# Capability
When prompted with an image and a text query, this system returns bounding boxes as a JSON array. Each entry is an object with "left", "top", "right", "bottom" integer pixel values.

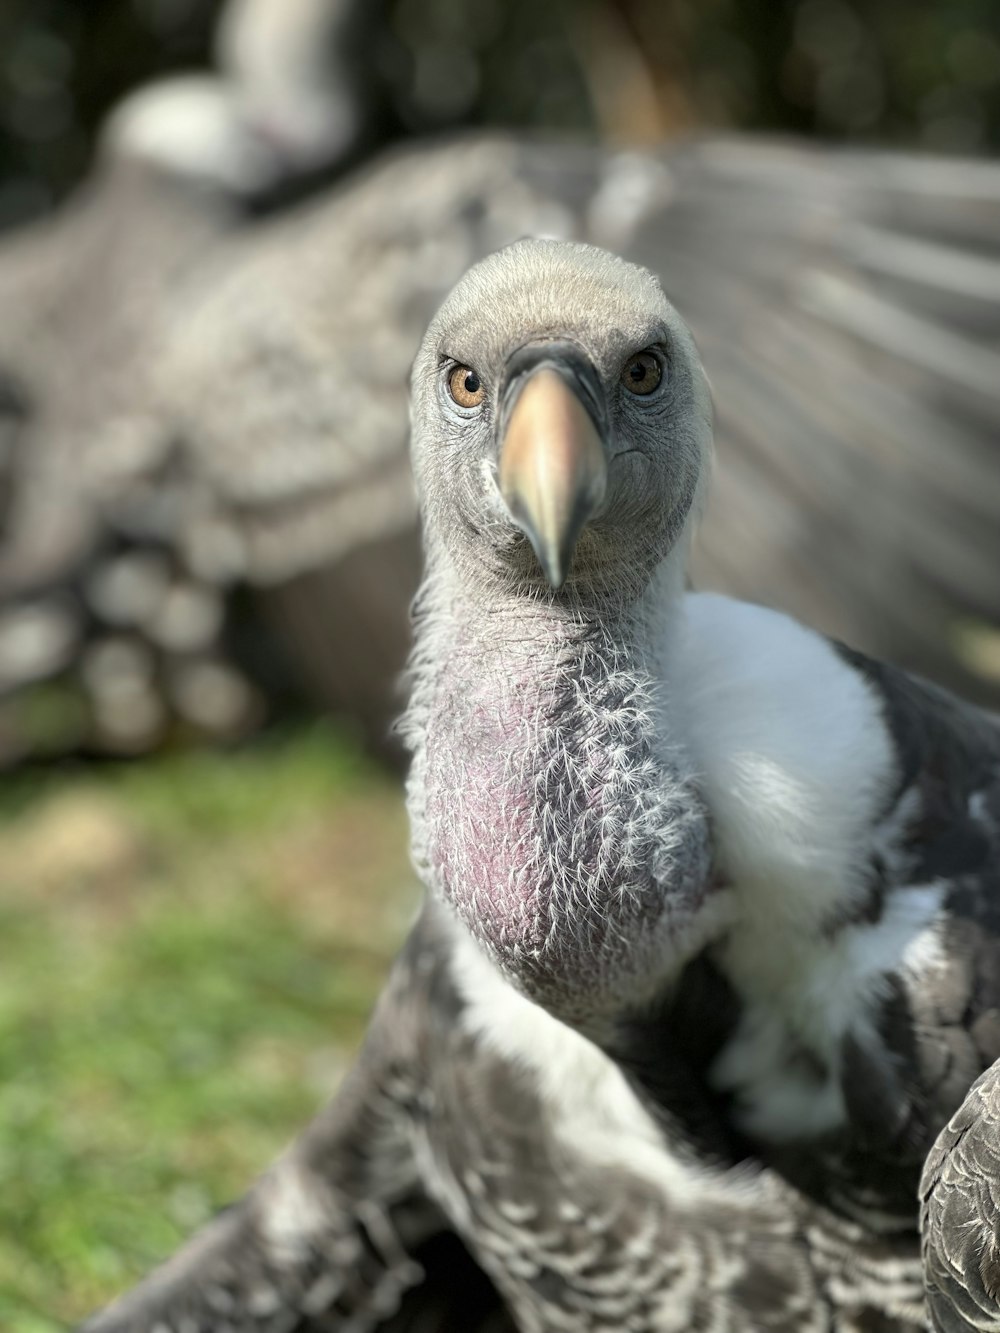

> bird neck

[
  {"left": 402, "top": 548, "right": 712, "bottom": 1025},
  {"left": 407, "top": 546, "right": 690, "bottom": 732}
]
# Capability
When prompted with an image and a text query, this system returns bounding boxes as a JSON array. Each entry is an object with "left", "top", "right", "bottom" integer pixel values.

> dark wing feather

[
  {"left": 81, "top": 1184, "right": 511, "bottom": 1333},
  {"left": 766, "top": 651, "right": 1000, "bottom": 1230},
  {"left": 921, "top": 1057, "right": 1000, "bottom": 1332}
]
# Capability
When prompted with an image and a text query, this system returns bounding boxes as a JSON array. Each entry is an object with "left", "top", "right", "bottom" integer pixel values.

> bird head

[{"left": 410, "top": 238, "right": 713, "bottom": 602}]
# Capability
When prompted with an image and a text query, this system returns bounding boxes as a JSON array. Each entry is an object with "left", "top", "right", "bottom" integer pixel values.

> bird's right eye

[
  {"left": 621, "top": 350, "right": 663, "bottom": 396},
  {"left": 448, "top": 365, "right": 486, "bottom": 409}
]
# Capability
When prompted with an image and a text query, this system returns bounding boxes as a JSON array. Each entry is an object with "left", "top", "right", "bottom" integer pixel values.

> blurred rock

[
  {"left": 168, "top": 658, "right": 262, "bottom": 735},
  {"left": 82, "top": 636, "right": 166, "bottom": 752},
  {"left": 85, "top": 553, "right": 171, "bottom": 627},
  {"left": 0, "top": 599, "right": 78, "bottom": 689},
  {"left": 147, "top": 583, "right": 223, "bottom": 654}
]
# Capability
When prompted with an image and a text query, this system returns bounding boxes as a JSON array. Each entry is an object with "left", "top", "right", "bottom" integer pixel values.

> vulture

[
  {"left": 2, "top": 65, "right": 1000, "bottom": 759},
  {"left": 81, "top": 240, "right": 1000, "bottom": 1330},
  {"left": 402, "top": 237, "right": 1000, "bottom": 1291}
]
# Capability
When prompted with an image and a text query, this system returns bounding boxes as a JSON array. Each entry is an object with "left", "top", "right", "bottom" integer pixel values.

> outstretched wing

[
  {"left": 123, "top": 135, "right": 1000, "bottom": 725},
  {"left": 648, "top": 140, "right": 1000, "bottom": 705},
  {"left": 80, "top": 902, "right": 929, "bottom": 1333},
  {"left": 921, "top": 1057, "right": 1000, "bottom": 1332},
  {"left": 77, "top": 915, "right": 513, "bottom": 1332},
  {"left": 82, "top": 1185, "right": 510, "bottom": 1333},
  {"left": 1, "top": 135, "right": 998, "bottom": 761}
]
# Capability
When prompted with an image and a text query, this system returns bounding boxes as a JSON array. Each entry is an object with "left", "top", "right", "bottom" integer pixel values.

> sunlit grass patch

[{"left": 0, "top": 726, "right": 414, "bottom": 1331}]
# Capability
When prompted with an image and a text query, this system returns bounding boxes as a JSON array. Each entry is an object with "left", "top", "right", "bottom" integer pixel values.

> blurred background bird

[{"left": 0, "top": 1, "right": 998, "bottom": 1328}]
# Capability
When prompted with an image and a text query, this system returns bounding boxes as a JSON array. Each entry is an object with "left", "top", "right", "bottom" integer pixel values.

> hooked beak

[{"left": 497, "top": 348, "right": 607, "bottom": 589}]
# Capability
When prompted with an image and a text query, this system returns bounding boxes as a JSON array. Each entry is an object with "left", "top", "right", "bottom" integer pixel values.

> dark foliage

[{"left": 2, "top": 0, "right": 999, "bottom": 229}]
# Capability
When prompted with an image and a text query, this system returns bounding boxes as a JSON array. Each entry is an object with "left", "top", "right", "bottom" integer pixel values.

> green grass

[{"left": 0, "top": 726, "right": 416, "bottom": 1331}]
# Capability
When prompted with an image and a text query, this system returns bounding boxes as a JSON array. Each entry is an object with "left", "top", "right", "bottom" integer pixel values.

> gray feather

[{"left": 921, "top": 1058, "right": 1000, "bottom": 1331}]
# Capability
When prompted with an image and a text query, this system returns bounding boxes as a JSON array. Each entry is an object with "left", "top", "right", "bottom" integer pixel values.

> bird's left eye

[
  {"left": 448, "top": 364, "right": 486, "bottom": 408},
  {"left": 621, "top": 351, "right": 662, "bottom": 396}
]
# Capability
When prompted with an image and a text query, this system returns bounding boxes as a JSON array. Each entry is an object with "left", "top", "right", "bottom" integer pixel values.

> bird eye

[
  {"left": 621, "top": 351, "right": 662, "bottom": 396},
  {"left": 448, "top": 364, "right": 486, "bottom": 409}
]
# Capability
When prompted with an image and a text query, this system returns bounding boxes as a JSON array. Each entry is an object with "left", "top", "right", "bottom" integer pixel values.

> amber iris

[
  {"left": 621, "top": 351, "right": 662, "bottom": 396},
  {"left": 448, "top": 365, "right": 486, "bottom": 408}
]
